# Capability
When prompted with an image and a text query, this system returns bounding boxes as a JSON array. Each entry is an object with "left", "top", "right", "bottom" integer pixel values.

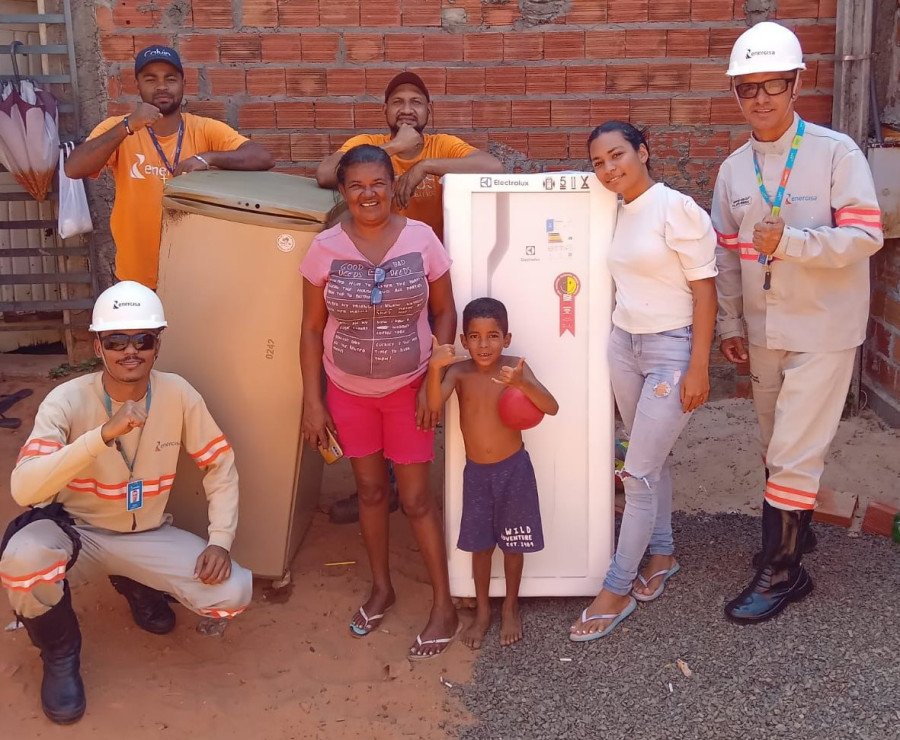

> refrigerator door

[
  {"left": 442, "top": 173, "right": 617, "bottom": 597},
  {"left": 156, "top": 174, "right": 329, "bottom": 579}
]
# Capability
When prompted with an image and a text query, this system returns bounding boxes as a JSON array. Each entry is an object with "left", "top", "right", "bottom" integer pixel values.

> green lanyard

[{"left": 752, "top": 119, "right": 805, "bottom": 290}]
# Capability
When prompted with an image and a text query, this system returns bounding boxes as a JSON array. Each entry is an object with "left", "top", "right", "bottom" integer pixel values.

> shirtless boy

[{"left": 426, "top": 298, "right": 558, "bottom": 647}]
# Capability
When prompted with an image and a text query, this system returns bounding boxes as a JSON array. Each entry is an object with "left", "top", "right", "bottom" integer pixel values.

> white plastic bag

[{"left": 57, "top": 141, "right": 92, "bottom": 238}]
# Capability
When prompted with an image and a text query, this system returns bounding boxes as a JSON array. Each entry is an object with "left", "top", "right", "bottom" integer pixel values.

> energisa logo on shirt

[
  {"left": 785, "top": 193, "right": 817, "bottom": 205},
  {"left": 130, "top": 153, "right": 169, "bottom": 181}
]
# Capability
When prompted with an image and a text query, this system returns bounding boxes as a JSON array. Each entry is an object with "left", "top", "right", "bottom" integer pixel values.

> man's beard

[
  {"left": 155, "top": 97, "right": 183, "bottom": 116},
  {"left": 389, "top": 119, "right": 427, "bottom": 136}
]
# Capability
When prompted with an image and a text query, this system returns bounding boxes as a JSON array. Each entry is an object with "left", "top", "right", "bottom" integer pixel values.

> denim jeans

[{"left": 603, "top": 325, "right": 694, "bottom": 595}]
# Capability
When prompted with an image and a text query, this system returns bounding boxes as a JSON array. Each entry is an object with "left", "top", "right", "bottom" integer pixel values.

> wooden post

[
  {"left": 832, "top": 0, "right": 875, "bottom": 416},
  {"left": 832, "top": 0, "right": 875, "bottom": 143}
]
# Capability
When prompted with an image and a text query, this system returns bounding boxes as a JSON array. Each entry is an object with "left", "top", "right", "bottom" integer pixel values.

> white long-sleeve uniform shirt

[
  {"left": 712, "top": 114, "right": 883, "bottom": 352},
  {"left": 11, "top": 370, "right": 239, "bottom": 550}
]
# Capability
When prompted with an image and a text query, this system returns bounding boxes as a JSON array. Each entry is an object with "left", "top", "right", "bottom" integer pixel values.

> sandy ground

[{"left": 0, "top": 358, "right": 897, "bottom": 738}]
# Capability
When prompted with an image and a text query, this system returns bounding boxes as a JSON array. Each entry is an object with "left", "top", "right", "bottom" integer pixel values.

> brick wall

[
  {"left": 91, "top": 0, "right": 839, "bottom": 209},
  {"left": 865, "top": 240, "right": 900, "bottom": 426}
]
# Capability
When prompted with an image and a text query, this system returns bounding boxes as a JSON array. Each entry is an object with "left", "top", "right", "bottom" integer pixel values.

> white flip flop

[
  {"left": 632, "top": 562, "right": 681, "bottom": 603},
  {"left": 569, "top": 597, "right": 637, "bottom": 643}
]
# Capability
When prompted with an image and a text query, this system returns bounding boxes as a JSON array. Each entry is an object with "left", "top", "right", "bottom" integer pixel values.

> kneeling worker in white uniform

[
  {"left": 0, "top": 281, "right": 252, "bottom": 724},
  {"left": 713, "top": 22, "right": 883, "bottom": 624}
]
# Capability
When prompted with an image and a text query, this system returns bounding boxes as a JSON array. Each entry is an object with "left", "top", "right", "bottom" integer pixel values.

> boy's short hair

[{"left": 463, "top": 297, "right": 509, "bottom": 334}]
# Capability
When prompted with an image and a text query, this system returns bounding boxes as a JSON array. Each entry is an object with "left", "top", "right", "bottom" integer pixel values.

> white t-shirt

[{"left": 608, "top": 182, "right": 718, "bottom": 334}]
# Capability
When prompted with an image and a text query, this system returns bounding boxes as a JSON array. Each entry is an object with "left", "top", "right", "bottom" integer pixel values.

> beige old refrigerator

[{"left": 156, "top": 172, "right": 340, "bottom": 580}]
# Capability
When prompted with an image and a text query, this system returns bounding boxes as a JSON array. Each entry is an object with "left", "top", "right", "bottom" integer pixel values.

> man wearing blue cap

[{"left": 66, "top": 45, "right": 274, "bottom": 290}]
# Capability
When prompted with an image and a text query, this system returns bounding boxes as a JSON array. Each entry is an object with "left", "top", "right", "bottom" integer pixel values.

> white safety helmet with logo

[
  {"left": 89, "top": 281, "right": 168, "bottom": 332},
  {"left": 726, "top": 21, "right": 806, "bottom": 77}
]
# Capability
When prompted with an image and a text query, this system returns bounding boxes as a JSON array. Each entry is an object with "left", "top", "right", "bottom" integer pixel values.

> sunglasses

[
  {"left": 370, "top": 267, "right": 386, "bottom": 306},
  {"left": 734, "top": 76, "right": 795, "bottom": 100},
  {"left": 100, "top": 332, "right": 160, "bottom": 352}
]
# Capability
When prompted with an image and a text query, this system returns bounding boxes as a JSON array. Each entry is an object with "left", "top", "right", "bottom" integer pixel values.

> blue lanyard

[
  {"left": 146, "top": 122, "right": 184, "bottom": 176},
  {"left": 752, "top": 118, "right": 805, "bottom": 266},
  {"left": 102, "top": 384, "right": 152, "bottom": 476}
]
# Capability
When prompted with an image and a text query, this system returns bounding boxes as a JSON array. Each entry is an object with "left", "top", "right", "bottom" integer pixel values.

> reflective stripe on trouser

[
  {"left": 0, "top": 518, "right": 252, "bottom": 619},
  {"left": 603, "top": 326, "right": 693, "bottom": 596},
  {"left": 748, "top": 344, "right": 856, "bottom": 511}
]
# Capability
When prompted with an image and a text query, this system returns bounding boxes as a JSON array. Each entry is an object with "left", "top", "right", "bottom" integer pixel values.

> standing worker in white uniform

[
  {"left": 0, "top": 282, "right": 252, "bottom": 724},
  {"left": 713, "top": 22, "right": 883, "bottom": 624}
]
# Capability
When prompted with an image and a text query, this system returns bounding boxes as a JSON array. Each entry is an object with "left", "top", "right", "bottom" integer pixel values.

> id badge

[{"left": 127, "top": 479, "right": 144, "bottom": 511}]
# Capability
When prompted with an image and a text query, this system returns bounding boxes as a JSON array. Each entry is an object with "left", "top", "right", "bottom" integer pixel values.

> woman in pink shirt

[{"left": 300, "top": 145, "right": 459, "bottom": 659}]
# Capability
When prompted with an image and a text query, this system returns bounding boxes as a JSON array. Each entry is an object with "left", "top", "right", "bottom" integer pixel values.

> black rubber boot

[
  {"left": 109, "top": 575, "right": 176, "bottom": 635},
  {"left": 20, "top": 582, "right": 86, "bottom": 724},
  {"left": 329, "top": 463, "right": 400, "bottom": 524},
  {"left": 726, "top": 502, "right": 814, "bottom": 624},
  {"left": 750, "top": 468, "right": 817, "bottom": 567}
]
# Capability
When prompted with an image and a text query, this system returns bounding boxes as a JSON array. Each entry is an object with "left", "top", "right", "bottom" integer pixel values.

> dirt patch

[
  {"left": 0, "top": 371, "right": 473, "bottom": 739},
  {"left": 1, "top": 371, "right": 897, "bottom": 737}
]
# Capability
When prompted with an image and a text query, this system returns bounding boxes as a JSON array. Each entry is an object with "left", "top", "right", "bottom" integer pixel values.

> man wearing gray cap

[
  {"left": 65, "top": 45, "right": 274, "bottom": 290},
  {"left": 316, "top": 70, "right": 502, "bottom": 241}
]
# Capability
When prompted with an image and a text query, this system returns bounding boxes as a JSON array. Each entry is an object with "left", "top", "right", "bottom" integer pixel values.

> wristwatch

[{"left": 122, "top": 117, "right": 134, "bottom": 136}]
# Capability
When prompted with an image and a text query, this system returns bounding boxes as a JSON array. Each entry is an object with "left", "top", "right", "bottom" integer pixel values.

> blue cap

[{"left": 134, "top": 45, "right": 183, "bottom": 75}]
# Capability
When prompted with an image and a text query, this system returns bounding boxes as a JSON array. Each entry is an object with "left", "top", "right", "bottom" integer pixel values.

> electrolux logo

[
  {"left": 745, "top": 48, "right": 776, "bottom": 59},
  {"left": 490, "top": 178, "right": 530, "bottom": 187},
  {"left": 479, "top": 177, "right": 492, "bottom": 188}
]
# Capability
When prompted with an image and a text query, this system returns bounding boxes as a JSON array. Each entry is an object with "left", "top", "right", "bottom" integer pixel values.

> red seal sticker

[{"left": 554, "top": 272, "right": 581, "bottom": 336}]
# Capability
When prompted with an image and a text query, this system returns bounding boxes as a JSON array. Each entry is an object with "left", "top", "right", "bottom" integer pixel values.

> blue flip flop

[
  {"left": 349, "top": 604, "right": 392, "bottom": 638},
  {"left": 569, "top": 596, "right": 637, "bottom": 642},
  {"left": 632, "top": 562, "right": 680, "bottom": 603}
]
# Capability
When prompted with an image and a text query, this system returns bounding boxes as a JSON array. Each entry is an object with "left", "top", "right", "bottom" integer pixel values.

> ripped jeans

[{"left": 603, "top": 325, "right": 694, "bottom": 595}]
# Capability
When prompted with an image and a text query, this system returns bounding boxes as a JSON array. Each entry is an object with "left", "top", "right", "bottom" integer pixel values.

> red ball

[{"left": 498, "top": 386, "right": 545, "bottom": 430}]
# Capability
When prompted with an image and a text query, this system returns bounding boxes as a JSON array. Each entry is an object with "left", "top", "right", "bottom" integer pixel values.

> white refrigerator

[{"left": 442, "top": 172, "right": 617, "bottom": 597}]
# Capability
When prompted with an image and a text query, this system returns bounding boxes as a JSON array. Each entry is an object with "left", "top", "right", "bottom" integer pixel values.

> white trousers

[
  {"left": 748, "top": 344, "right": 856, "bottom": 511},
  {"left": 0, "top": 518, "right": 252, "bottom": 619}
]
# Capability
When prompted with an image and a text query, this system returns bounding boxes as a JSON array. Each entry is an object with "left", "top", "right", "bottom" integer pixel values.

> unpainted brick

[
  {"left": 861, "top": 501, "right": 899, "bottom": 537},
  {"left": 278, "top": 0, "right": 319, "bottom": 27},
  {"left": 607, "top": 0, "right": 648, "bottom": 23},
  {"left": 565, "top": 0, "right": 606, "bottom": 24},
  {"left": 626, "top": 29, "right": 667, "bottom": 58},
  {"left": 401, "top": 0, "right": 442, "bottom": 26},
  {"left": 239, "top": 103, "right": 276, "bottom": 129},
  {"left": 543, "top": 31, "right": 586, "bottom": 61},
  {"left": 586, "top": 31, "right": 625, "bottom": 59},
  {"left": 246, "top": 68, "right": 286, "bottom": 96},
  {"left": 361, "top": 0, "right": 401, "bottom": 26},
  {"left": 385, "top": 33, "right": 425, "bottom": 61},
  {"left": 319, "top": 1, "right": 360, "bottom": 26}
]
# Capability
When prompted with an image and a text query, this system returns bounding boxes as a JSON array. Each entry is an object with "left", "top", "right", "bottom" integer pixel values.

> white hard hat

[
  {"left": 727, "top": 21, "right": 806, "bottom": 77},
  {"left": 89, "top": 281, "right": 167, "bottom": 332}
]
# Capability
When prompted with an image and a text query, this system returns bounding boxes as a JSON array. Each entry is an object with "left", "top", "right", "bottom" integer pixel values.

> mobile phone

[{"left": 318, "top": 427, "right": 343, "bottom": 464}]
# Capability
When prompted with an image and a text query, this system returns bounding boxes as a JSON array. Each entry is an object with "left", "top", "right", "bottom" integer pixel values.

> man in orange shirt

[
  {"left": 66, "top": 45, "right": 274, "bottom": 289},
  {"left": 316, "top": 71, "right": 502, "bottom": 240}
]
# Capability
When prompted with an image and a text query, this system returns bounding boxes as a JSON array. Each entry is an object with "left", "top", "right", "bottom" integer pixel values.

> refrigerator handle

[{"left": 474, "top": 192, "right": 511, "bottom": 298}]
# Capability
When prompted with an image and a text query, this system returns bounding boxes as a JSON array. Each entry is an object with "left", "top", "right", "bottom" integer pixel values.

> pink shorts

[{"left": 326, "top": 377, "right": 435, "bottom": 464}]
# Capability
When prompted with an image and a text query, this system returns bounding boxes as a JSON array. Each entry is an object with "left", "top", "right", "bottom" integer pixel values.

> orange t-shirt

[
  {"left": 89, "top": 113, "right": 248, "bottom": 289},
  {"left": 338, "top": 133, "right": 476, "bottom": 241}
]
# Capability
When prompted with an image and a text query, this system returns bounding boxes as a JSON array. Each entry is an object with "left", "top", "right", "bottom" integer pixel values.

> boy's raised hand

[
  {"left": 429, "top": 335, "right": 467, "bottom": 369},
  {"left": 494, "top": 358, "right": 526, "bottom": 387}
]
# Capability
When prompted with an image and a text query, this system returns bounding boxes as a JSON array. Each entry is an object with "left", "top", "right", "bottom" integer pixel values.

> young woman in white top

[{"left": 570, "top": 121, "right": 718, "bottom": 641}]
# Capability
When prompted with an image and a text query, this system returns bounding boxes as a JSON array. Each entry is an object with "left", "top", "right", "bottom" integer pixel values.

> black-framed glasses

[
  {"left": 370, "top": 267, "right": 386, "bottom": 306},
  {"left": 734, "top": 76, "right": 796, "bottom": 100},
  {"left": 100, "top": 332, "right": 159, "bottom": 352}
]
